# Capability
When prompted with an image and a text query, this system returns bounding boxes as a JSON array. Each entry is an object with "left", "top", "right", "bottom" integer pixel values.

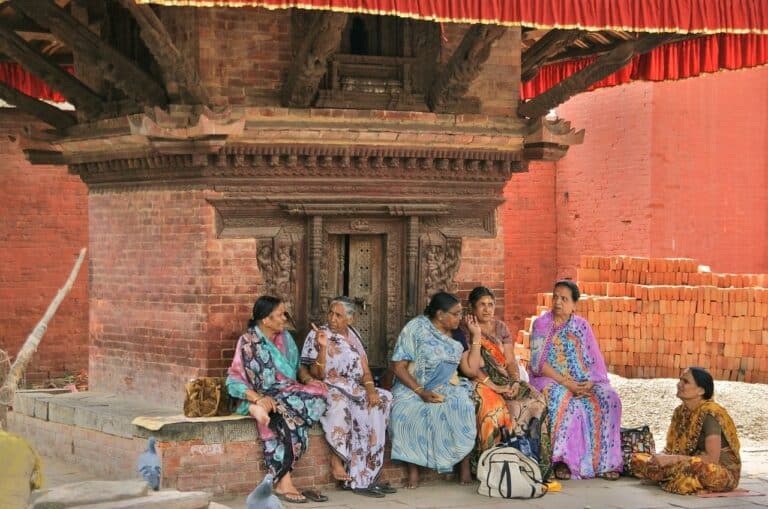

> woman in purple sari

[
  {"left": 227, "top": 296, "right": 329, "bottom": 504},
  {"left": 529, "top": 280, "right": 623, "bottom": 480}
]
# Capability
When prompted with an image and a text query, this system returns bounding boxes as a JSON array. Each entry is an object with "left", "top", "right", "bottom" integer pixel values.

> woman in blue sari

[
  {"left": 227, "top": 296, "right": 329, "bottom": 504},
  {"left": 389, "top": 292, "right": 482, "bottom": 488}
]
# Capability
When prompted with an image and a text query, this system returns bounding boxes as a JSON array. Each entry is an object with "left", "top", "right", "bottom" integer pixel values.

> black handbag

[{"left": 620, "top": 425, "right": 656, "bottom": 475}]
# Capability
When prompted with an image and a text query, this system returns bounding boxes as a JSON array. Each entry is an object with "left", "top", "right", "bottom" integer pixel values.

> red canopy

[
  {"left": 137, "top": 0, "right": 768, "bottom": 99},
  {"left": 137, "top": 0, "right": 767, "bottom": 34},
  {"left": 2, "top": 1, "right": 767, "bottom": 103}
]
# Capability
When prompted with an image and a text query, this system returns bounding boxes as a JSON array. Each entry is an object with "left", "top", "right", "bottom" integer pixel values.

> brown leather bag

[{"left": 183, "top": 377, "right": 233, "bottom": 417}]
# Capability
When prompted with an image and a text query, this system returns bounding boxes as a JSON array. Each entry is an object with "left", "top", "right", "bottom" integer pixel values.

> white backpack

[{"left": 477, "top": 445, "right": 547, "bottom": 499}]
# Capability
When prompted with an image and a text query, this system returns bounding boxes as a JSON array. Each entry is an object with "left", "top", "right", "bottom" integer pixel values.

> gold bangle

[
  {"left": 472, "top": 341, "right": 481, "bottom": 346},
  {"left": 480, "top": 376, "right": 490, "bottom": 384},
  {"left": 364, "top": 381, "right": 375, "bottom": 386},
  {"left": 315, "top": 360, "right": 325, "bottom": 367},
  {"left": 414, "top": 386, "right": 424, "bottom": 394}
]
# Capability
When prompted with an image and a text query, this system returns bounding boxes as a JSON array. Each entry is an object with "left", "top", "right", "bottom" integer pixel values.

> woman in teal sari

[
  {"left": 227, "top": 296, "right": 329, "bottom": 504},
  {"left": 389, "top": 292, "right": 482, "bottom": 488}
]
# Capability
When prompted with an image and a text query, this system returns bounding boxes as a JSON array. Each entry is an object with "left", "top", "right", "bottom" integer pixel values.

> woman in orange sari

[
  {"left": 458, "top": 286, "right": 548, "bottom": 472},
  {"left": 631, "top": 367, "right": 740, "bottom": 495}
]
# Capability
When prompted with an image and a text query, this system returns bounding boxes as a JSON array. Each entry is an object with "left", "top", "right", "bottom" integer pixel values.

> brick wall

[
  {"left": 554, "top": 82, "right": 654, "bottom": 278},
  {"left": 89, "top": 190, "right": 214, "bottom": 406},
  {"left": 455, "top": 214, "right": 507, "bottom": 319},
  {"left": 500, "top": 161, "right": 558, "bottom": 332},
  {"left": 0, "top": 110, "right": 88, "bottom": 383},
  {"left": 554, "top": 66, "right": 768, "bottom": 277},
  {"left": 648, "top": 67, "right": 768, "bottom": 273}
]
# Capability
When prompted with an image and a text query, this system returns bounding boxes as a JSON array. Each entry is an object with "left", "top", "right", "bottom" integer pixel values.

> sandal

[
  {"left": 301, "top": 489, "right": 328, "bottom": 502},
  {"left": 554, "top": 463, "right": 572, "bottom": 481},
  {"left": 598, "top": 471, "right": 621, "bottom": 481},
  {"left": 352, "top": 487, "right": 385, "bottom": 498},
  {"left": 370, "top": 482, "right": 397, "bottom": 494},
  {"left": 275, "top": 491, "right": 308, "bottom": 504}
]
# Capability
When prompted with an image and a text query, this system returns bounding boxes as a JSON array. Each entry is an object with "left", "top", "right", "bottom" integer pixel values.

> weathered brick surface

[
  {"left": 500, "top": 161, "right": 558, "bottom": 333},
  {"left": 455, "top": 214, "right": 506, "bottom": 320},
  {"left": 88, "top": 190, "right": 214, "bottom": 405},
  {"left": 10, "top": 410, "right": 442, "bottom": 495},
  {"left": 555, "top": 66, "right": 768, "bottom": 277},
  {"left": 0, "top": 111, "right": 88, "bottom": 383}
]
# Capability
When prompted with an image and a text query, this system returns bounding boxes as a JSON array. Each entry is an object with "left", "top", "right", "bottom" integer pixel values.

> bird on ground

[
  {"left": 246, "top": 473, "right": 282, "bottom": 509},
  {"left": 137, "top": 436, "right": 161, "bottom": 491}
]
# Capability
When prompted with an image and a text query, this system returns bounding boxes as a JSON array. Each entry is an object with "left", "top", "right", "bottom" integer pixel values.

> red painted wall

[
  {"left": 0, "top": 111, "right": 89, "bottom": 383},
  {"left": 500, "top": 161, "right": 558, "bottom": 332},
  {"left": 554, "top": 66, "right": 768, "bottom": 277}
]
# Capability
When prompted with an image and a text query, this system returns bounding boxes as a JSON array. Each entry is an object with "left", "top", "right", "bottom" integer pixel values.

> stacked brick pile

[{"left": 516, "top": 256, "right": 768, "bottom": 383}]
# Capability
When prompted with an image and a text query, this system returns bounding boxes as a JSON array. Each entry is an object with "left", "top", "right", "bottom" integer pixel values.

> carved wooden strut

[
  {"left": 427, "top": 24, "right": 507, "bottom": 112},
  {"left": 281, "top": 11, "right": 348, "bottom": 107},
  {"left": 117, "top": 0, "right": 211, "bottom": 105},
  {"left": 9, "top": 0, "right": 167, "bottom": 108}
]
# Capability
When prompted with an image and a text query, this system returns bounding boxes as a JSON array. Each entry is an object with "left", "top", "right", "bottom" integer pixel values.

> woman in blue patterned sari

[
  {"left": 227, "top": 296, "right": 329, "bottom": 504},
  {"left": 389, "top": 292, "right": 482, "bottom": 488}
]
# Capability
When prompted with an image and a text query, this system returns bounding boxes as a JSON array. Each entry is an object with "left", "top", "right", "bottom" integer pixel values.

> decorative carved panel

[
  {"left": 420, "top": 233, "right": 463, "bottom": 305},
  {"left": 256, "top": 235, "right": 301, "bottom": 315}
]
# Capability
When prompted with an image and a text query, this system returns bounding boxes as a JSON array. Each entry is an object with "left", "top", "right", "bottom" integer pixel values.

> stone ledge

[{"left": 12, "top": 390, "right": 324, "bottom": 442}]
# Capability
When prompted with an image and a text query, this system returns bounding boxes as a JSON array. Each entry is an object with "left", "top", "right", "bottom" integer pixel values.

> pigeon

[
  {"left": 246, "top": 473, "right": 282, "bottom": 509},
  {"left": 137, "top": 436, "right": 161, "bottom": 490}
]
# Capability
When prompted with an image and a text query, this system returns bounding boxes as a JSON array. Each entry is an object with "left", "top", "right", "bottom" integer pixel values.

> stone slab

[
  {"left": 73, "top": 490, "right": 211, "bottom": 509},
  {"left": 30, "top": 480, "right": 148, "bottom": 508}
]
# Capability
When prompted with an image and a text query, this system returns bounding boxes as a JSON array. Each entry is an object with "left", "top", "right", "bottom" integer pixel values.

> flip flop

[
  {"left": 352, "top": 488, "right": 385, "bottom": 498},
  {"left": 554, "top": 463, "right": 572, "bottom": 481},
  {"left": 275, "top": 491, "right": 308, "bottom": 504},
  {"left": 301, "top": 489, "right": 328, "bottom": 502},
  {"left": 598, "top": 471, "right": 621, "bottom": 481}
]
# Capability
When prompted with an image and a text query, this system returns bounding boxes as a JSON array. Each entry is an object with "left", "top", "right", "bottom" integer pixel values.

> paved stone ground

[{"left": 40, "top": 448, "right": 768, "bottom": 509}]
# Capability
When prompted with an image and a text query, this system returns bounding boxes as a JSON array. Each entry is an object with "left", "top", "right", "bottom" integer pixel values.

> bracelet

[
  {"left": 364, "top": 381, "right": 375, "bottom": 386},
  {"left": 315, "top": 360, "right": 325, "bottom": 368},
  {"left": 413, "top": 386, "right": 424, "bottom": 394},
  {"left": 480, "top": 376, "right": 490, "bottom": 384},
  {"left": 472, "top": 342, "right": 481, "bottom": 346}
]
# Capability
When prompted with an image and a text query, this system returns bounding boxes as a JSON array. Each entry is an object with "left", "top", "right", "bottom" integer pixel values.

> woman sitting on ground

[
  {"left": 226, "top": 295, "right": 329, "bottom": 504},
  {"left": 389, "top": 292, "right": 482, "bottom": 488},
  {"left": 301, "top": 296, "right": 395, "bottom": 498},
  {"left": 456, "top": 286, "right": 548, "bottom": 472},
  {"left": 529, "top": 280, "right": 623, "bottom": 480},
  {"left": 631, "top": 367, "right": 741, "bottom": 495}
]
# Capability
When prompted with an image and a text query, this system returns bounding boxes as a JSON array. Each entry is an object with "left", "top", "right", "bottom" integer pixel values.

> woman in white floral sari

[{"left": 302, "top": 297, "right": 395, "bottom": 498}]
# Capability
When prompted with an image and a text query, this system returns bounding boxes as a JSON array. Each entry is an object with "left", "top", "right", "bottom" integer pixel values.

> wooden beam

[
  {"left": 9, "top": 0, "right": 167, "bottom": 108},
  {"left": 522, "top": 29, "right": 585, "bottom": 82},
  {"left": 0, "top": 22, "right": 104, "bottom": 118},
  {"left": 0, "top": 81, "right": 76, "bottom": 129},
  {"left": 427, "top": 24, "right": 507, "bottom": 112},
  {"left": 117, "top": 0, "right": 210, "bottom": 105},
  {"left": 518, "top": 34, "right": 675, "bottom": 119},
  {"left": 281, "top": 11, "right": 347, "bottom": 108}
]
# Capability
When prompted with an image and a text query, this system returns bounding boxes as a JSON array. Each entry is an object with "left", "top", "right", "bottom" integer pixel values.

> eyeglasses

[{"left": 445, "top": 310, "right": 463, "bottom": 318}]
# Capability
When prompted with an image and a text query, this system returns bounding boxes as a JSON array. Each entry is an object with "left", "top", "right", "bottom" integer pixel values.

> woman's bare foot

[
  {"left": 248, "top": 403, "right": 270, "bottom": 426},
  {"left": 406, "top": 463, "right": 420, "bottom": 489},
  {"left": 458, "top": 456, "right": 473, "bottom": 484},
  {"left": 330, "top": 454, "right": 351, "bottom": 482}
]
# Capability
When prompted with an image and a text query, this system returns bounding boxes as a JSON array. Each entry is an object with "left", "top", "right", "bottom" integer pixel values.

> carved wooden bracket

[
  {"left": 519, "top": 34, "right": 678, "bottom": 119},
  {"left": 9, "top": 0, "right": 167, "bottom": 108},
  {"left": 117, "top": 0, "right": 211, "bottom": 106},
  {"left": 521, "top": 29, "right": 586, "bottom": 82},
  {"left": 281, "top": 11, "right": 348, "bottom": 108},
  {"left": 427, "top": 24, "right": 507, "bottom": 112},
  {"left": 0, "top": 82, "right": 76, "bottom": 130},
  {"left": 0, "top": 22, "right": 105, "bottom": 119},
  {"left": 523, "top": 117, "right": 585, "bottom": 161}
]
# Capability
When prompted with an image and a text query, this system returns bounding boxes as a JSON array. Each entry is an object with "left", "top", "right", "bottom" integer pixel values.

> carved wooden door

[{"left": 347, "top": 235, "right": 385, "bottom": 367}]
